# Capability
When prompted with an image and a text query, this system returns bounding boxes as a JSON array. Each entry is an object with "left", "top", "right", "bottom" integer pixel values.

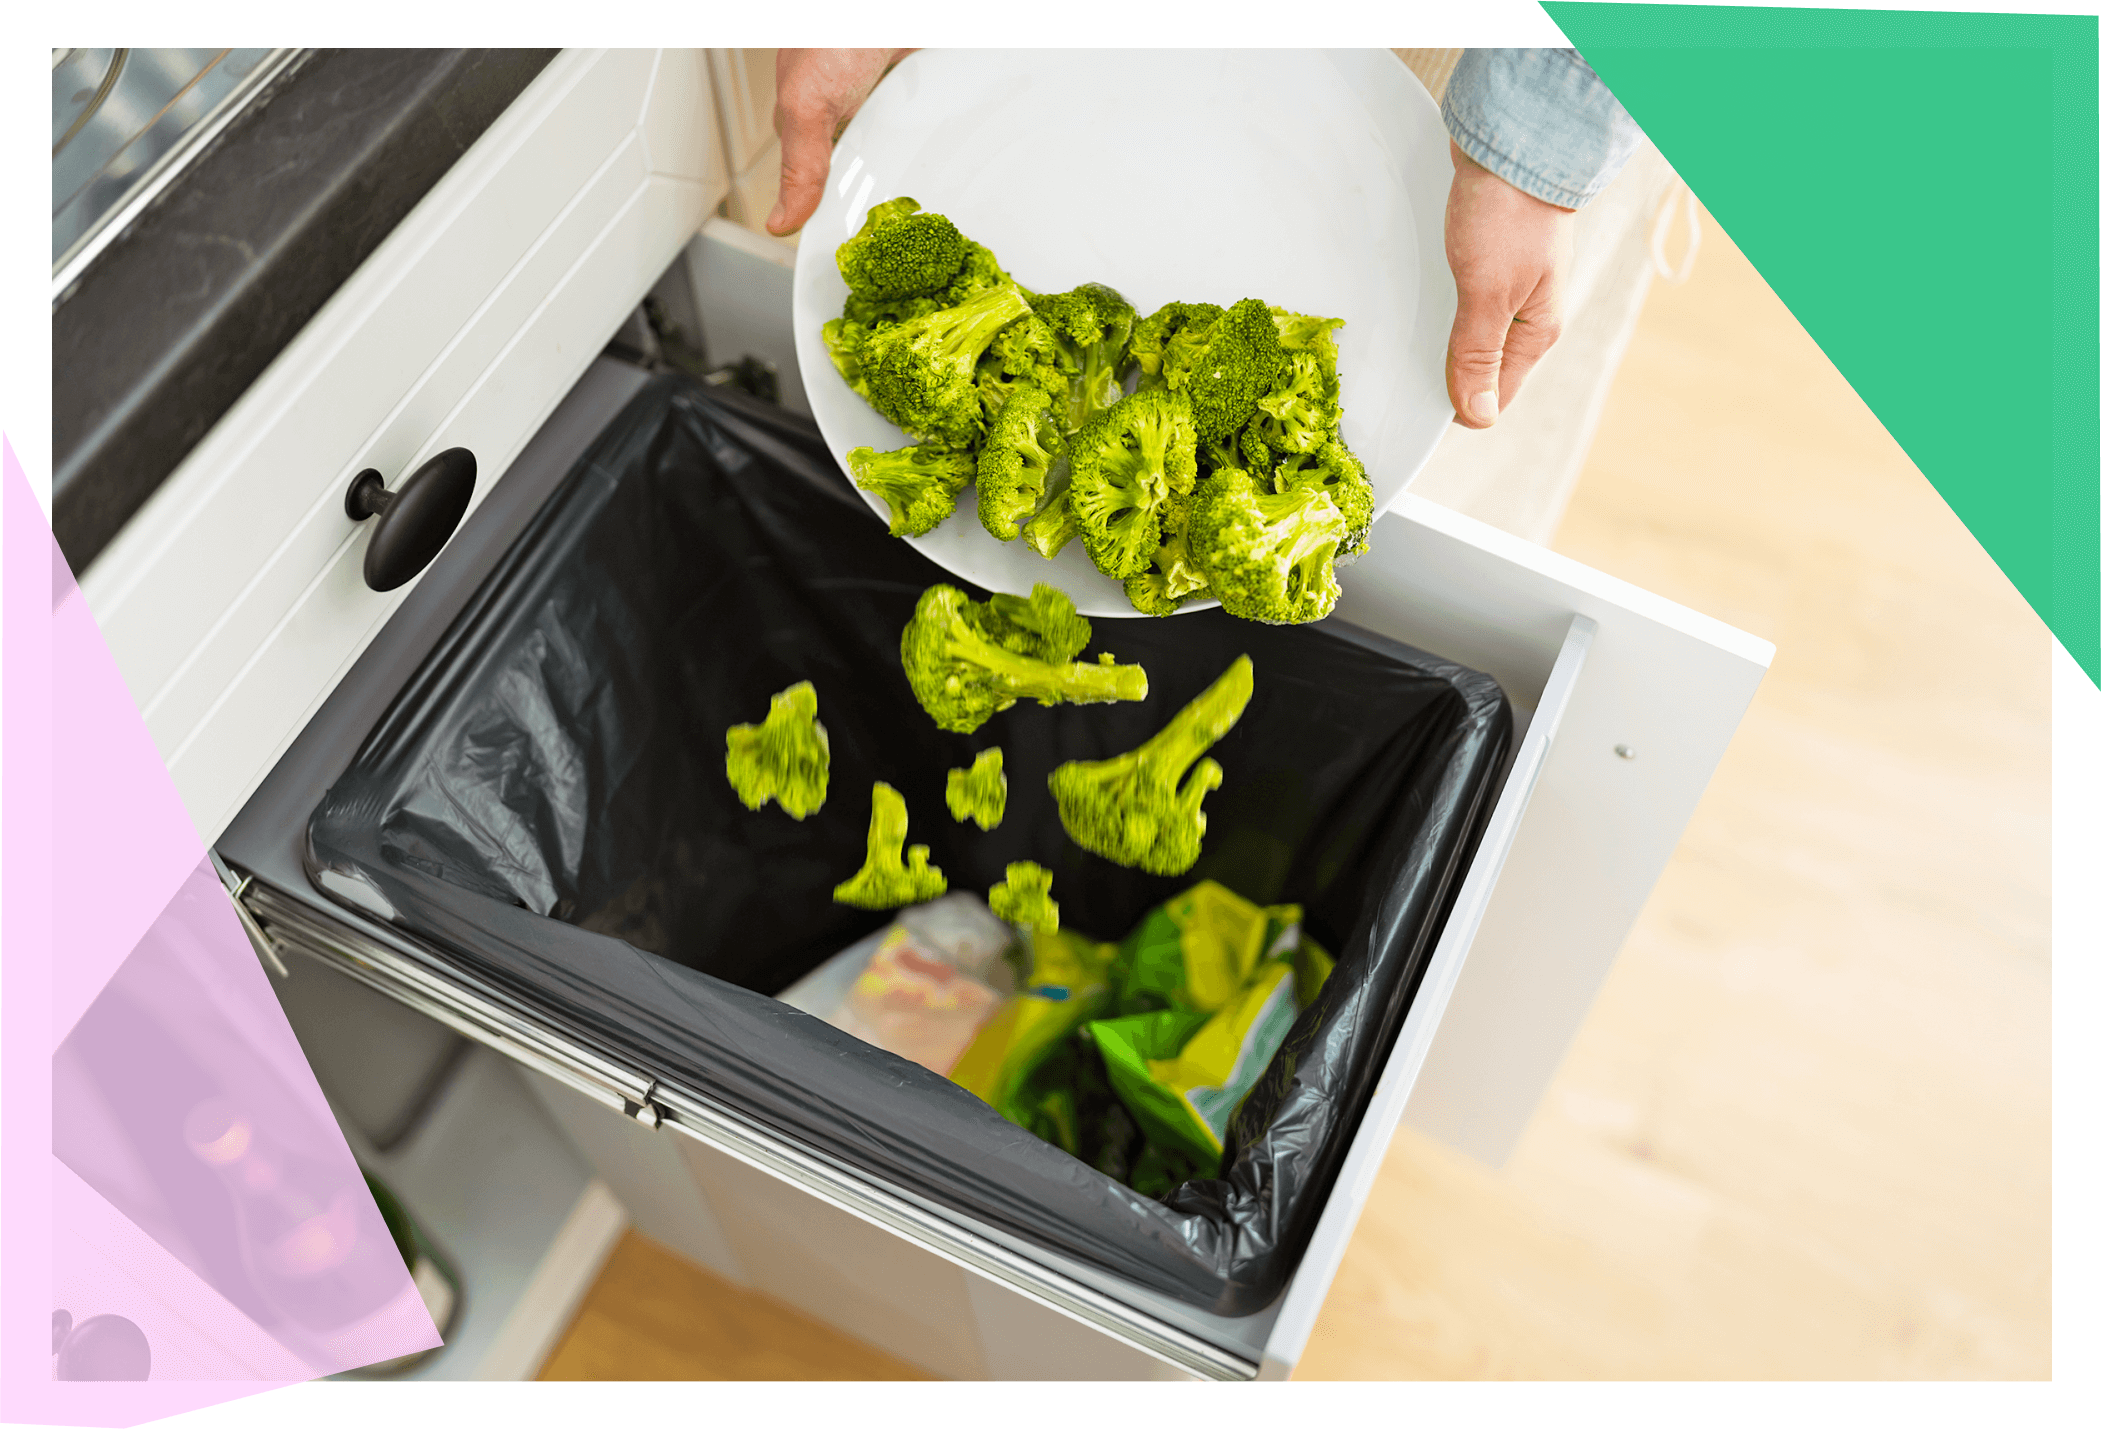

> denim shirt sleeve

[{"left": 1441, "top": 48, "right": 1643, "bottom": 210}]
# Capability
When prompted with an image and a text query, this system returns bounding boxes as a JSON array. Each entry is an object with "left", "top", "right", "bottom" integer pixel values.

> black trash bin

[{"left": 306, "top": 374, "right": 1513, "bottom": 1315}]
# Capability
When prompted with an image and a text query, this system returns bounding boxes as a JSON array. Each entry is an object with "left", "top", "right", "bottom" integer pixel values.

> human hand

[
  {"left": 768, "top": 48, "right": 918, "bottom": 237},
  {"left": 1443, "top": 140, "right": 1576, "bottom": 429}
]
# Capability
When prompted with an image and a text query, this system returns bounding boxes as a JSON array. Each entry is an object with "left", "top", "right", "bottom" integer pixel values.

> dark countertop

[{"left": 52, "top": 49, "right": 560, "bottom": 578}]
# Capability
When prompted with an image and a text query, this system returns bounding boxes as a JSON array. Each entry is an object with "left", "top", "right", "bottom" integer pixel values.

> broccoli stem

[{"left": 940, "top": 617, "right": 1148, "bottom": 706}]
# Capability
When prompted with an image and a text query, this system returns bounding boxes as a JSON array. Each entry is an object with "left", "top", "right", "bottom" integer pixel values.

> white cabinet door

[{"left": 82, "top": 49, "right": 730, "bottom": 844}]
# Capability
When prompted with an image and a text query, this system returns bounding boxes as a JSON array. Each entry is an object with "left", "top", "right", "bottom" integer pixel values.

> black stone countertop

[{"left": 52, "top": 49, "right": 560, "bottom": 577}]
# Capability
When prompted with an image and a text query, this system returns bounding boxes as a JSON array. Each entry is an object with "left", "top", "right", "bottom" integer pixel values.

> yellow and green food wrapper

[
  {"left": 947, "top": 928, "right": 1117, "bottom": 1152},
  {"left": 1088, "top": 883, "right": 1333, "bottom": 1176}
]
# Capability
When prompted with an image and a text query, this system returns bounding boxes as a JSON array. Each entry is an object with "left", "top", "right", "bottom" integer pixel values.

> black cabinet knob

[{"left": 346, "top": 448, "right": 476, "bottom": 592}]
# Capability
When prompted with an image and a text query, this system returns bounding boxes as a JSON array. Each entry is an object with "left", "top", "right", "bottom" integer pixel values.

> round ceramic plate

[{"left": 791, "top": 48, "right": 1456, "bottom": 618}]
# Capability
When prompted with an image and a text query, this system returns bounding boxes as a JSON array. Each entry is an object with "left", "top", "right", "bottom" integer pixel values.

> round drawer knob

[{"left": 346, "top": 448, "right": 476, "bottom": 592}]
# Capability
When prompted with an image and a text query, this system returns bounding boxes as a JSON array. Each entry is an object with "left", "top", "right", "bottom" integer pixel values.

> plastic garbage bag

[{"left": 306, "top": 374, "right": 1513, "bottom": 1315}]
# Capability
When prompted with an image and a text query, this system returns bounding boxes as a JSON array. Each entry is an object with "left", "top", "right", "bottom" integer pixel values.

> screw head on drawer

[{"left": 1614, "top": 744, "right": 1638, "bottom": 760}]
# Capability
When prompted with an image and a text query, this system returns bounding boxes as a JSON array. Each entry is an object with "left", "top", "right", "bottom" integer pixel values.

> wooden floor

[{"left": 538, "top": 213, "right": 2052, "bottom": 1380}]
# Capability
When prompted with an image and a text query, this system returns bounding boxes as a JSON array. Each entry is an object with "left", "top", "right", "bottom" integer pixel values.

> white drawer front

[{"left": 82, "top": 49, "right": 729, "bottom": 843}]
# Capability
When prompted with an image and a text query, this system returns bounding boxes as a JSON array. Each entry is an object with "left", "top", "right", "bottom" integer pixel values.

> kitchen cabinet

[{"left": 77, "top": 50, "right": 1769, "bottom": 1380}]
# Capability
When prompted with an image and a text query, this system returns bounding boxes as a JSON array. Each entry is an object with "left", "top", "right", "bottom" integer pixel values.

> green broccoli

[
  {"left": 1129, "top": 299, "right": 1287, "bottom": 439},
  {"left": 724, "top": 681, "right": 829, "bottom": 819},
  {"left": 1188, "top": 467, "right": 1349, "bottom": 624},
  {"left": 1032, "top": 283, "right": 1138, "bottom": 432},
  {"left": 901, "top": 584, "right": 1149, "bottom": 734},
  {"left": 940, "top": 239, "right": 1013, "bottom": 305},
  {"left": 862, "top": 284, "right": 1034, "bottom": 447},
  {"left": 976, "top": 383, "right": 1069, "bottom": 541},
  {"left": 836, "top": 197, "right": 967, "bottom": 301},
  {"left": 1047, "top": 655, "right": 1254, "bottom": 875},
  {"left": 1129, "top": 302, "right": 1223, "bottom": 391},
  {"left": 1021, "top": 486, "right": 1080, "bottom": 560},
  {"left": 1270, "top": 305, "right": 1346, "bottom": 395},
  {"left": 822, "top": 318, "right": 874, "bottom": 402},
  {"left": 833, "top": 782, "right": 948, "bottom": 909},
  {"left": 1123, "top": 520, "right": 1210, "bottom": 617},
  {"left": 1198, "top": 427, "right": 1274, "bottom": 481},
  {"left": 1274, "top": 435, "right": 1375, "bottom": 556},
  {"left": 844, "top": 290, "right": 943, "bottom": 330},
  {"left": 946, "top": 748, "right": 1007, "bottom": 830},
  {"left": 978, "top": 582, "right": 1093, "bottom": 663},
  {"left": 848, "top": 443, "right": 974, "bottom": 537},
  {"left": 988, "top": 861, "right": 1059, "bottom": 934},
  {"left": 1250, "top": 349, "right": 1340, "bottom": 458},
  {"left": 1068, "top": 387, "right": 1198, "bottom": 580}
]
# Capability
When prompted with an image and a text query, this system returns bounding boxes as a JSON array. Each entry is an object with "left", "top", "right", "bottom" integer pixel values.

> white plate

[{"left": 791, "top": 49, "right": 1457, "bottom": 618}]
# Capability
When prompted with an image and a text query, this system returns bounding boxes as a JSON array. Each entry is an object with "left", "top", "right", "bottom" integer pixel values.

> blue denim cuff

[{"left": 1441, "top": 48, "right": 1643, "bottom": 210}]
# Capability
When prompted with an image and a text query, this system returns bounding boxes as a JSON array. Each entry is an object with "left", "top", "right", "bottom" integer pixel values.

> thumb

[
  {"left": 1446, "top": 285, "right": 1515, "bottom": 429},
  {"left": 769, "top": 100, "right": 835, "bottom": 236}
]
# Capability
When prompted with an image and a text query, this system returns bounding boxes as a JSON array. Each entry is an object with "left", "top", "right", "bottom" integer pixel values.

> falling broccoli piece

[
  {"left": 1250, "top": 349, "right": 1340, "bottom": 458},
  {"left": 1032, "top": 283, "right": 1138, "bottom": 433},
  {"left": 834, "top": 783, "right": 948, "bottom": 909},
  {"left": 724, "top": 681, "right": 830, "bottom": 819},
  {"left": 977, "top": 382, "right": 1069, "bottom": 542},
  {"left": 946, "top": 748, "right": 1007, "bottom": 830},
  {"left": 835, "top": 197, "right": 968, "bottom": 301},
  {"left": 1274, "top": 435, "right": 1375, "bottom": 556},
  {"left": 848, "top": 443, "right": 975, "bottom": 537},
  {"left": 981, "top": 583, "right": 1093, "bottom": 664},
  {"left": 1068, "top": 387, "right": 1198, "bottom": 580},
  {"left": 1188, "top": 468, "right": 1349, "bottom": 624},
  {"left": 862, "top": 284, "right": 1034, "bottom": 448},
  {"left": 901, "top": 584, "right": 1149, "bottom": 734},
  {"left": 988, "top": 862, "right": 1059, "bottom": 935},
  {"left": 1022, "top": 486, "right": 1081, "bottom": 560},
  {"left": 1048, "top": 655, "right": 1254, "bottom": 876}
]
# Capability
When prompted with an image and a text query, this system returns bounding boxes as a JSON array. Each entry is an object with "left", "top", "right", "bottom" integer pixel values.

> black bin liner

[{"left": 308, "top": 374, "right": 1512, "bottom": 1316}]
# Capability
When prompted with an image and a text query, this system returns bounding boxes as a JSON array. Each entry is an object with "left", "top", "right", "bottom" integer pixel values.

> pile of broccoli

[{"left": 824, "top": 197, "right": 1374, "bottom": 625}]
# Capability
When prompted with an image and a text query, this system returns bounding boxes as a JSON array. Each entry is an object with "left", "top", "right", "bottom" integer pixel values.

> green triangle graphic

[{"left": 1544, "top": 3, "right": 2100, "bottom": 685}]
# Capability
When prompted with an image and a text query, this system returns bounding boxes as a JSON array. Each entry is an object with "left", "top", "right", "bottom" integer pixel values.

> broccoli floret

[
  {"left": 988, "top": 861, "right": 1059, "bottom": 934},
  {"left": 844, "top": 290, "right": 943, "bottom": 330},
  {"left": 724, "top": 681, "right": 830, "bottom": 819},
  {"left": 977, "top": 383, "right": 1069, "bottom": 541},
  {"left": 1068, "top": 387, "right": 1198, "bottom": 580},
  {"left": 1047, "top": 655, "right": 1254, "bottom": 875},
  {"left": 1129, "top": 300, "right": 1287, "bottom": 440},
  {"left": 901, "top": 584, "right": 1149, "bottom": 734},
  {"left": 1198, "top": 427, "right": 1274, "bottom": 482},
  {"left": 1021, "top": 486, "right": 1080, "bottom": 560},
  {"left": 980, "top": 582, "right": 1093, "bottom": 663},
  {"left": 946, "top": 748, "right": 1007, "bottom": 830},
  {"left": 1180, "top": 298, "right": 1291, "bottom": 442},
  {"left": 862, "top": 285, "right": 1034, "bottom": 447},
  {"left": 1274, "top": 435, "right": 1375, "bottom": 556},
  {"left": 1270, "top": 305, "right": 1346, "bottom": 396},
  {"left": 833, "top": 782, "right": 948, "bottom": 909},
  {"left": 822, "top": 318, "right": 874, "bottom": 403},
  {"left": 848, "top": 443, "right": 974, "bottom": 537},
  {"left": 940, "top": 239, "right": 1012, "bottom": 304},
  {"left": 1188, "top": 468, "right": 1348, "bottom": 624},
  {"left": 1250, "top": 349, "right": 1340, "bottom": 458},
  {"left": 836, "top": 197, "right": 967, "bottom": 301},
  {"left": 1129, "top": 302, "right": 1223, "bottom": 391},
  {"left": 1123, "top": 519, "right": 1210, "bottom": 617},
  {"left": 1033, "top": 283, "right": 1138, "bottom": 433}
]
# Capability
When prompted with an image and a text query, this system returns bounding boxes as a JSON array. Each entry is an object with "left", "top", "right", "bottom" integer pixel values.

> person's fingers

[
  {"left": 1492, "top": 293, "right": 1565, "bottom": 414},
  {"left": 1445, "top": 282, "right": 1519, "bottom": 430},
  {"left": 770, "top": 103, "right": 835, "bottom": 234}
]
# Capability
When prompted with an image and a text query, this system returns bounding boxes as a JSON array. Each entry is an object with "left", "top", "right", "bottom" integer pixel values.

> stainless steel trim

[
  {"left": 53, "top": 47, "right": 303, "bottom": 297},
  {"left": 232, "top": 870, "right": 1257, "bottom": 1381}
]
